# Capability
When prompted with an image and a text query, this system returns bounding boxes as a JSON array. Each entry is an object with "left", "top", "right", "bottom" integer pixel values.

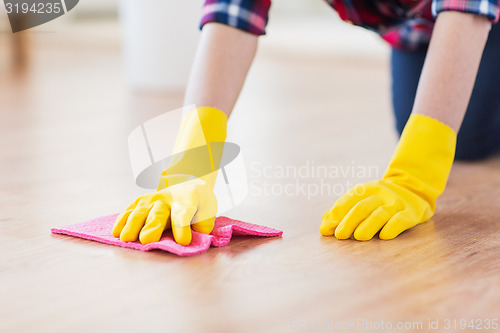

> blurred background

[{"left": 0, "top": 0, "right": 389, "bottom": 88}]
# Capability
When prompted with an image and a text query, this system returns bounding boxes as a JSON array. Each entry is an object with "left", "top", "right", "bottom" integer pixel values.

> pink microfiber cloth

[{"left": 51, "top": 214, "right": 282, "bottom": 256}]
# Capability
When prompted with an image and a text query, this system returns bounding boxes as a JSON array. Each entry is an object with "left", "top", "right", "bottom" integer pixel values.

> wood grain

[{"left": 0, "top": 22, "right": 499, "bottom": 333}]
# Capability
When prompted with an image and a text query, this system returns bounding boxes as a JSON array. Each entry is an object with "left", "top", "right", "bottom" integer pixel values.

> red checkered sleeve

[
  {"left": 200, "top": 0, "right": 271, "bottom": 35},
  {"left": 432, "top": 0, "right": 500, "bottom": 22}
]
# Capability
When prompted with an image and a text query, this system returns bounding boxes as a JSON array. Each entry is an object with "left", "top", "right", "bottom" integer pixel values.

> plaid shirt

[{"left": 200, "top": 0, "right": 500, "bottom": 50}]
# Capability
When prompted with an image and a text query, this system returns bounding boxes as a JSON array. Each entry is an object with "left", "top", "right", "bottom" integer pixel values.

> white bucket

[{"left": 120, "top": 0, "right": 204, "bottom": 91}]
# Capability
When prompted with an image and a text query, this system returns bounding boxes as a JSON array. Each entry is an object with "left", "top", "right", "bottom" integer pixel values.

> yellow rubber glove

[
  {"left": 113, "top": 107, "right": 227, "bottom": 245},
  {"left": 320, "top": 114, "right": 456, "bottom": 240},
  {"left": 158, "top": 106, "right": 227, "bottom": 190},
  {"left": 113, "top": 178, "right": 217, "bottom": 246}
]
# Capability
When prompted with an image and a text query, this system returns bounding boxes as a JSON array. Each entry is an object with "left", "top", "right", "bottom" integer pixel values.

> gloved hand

[
  {"left": 320, "top": 114, "right": 457, "bottom": 240},
  {"left": 112, "top": 178, "right": 217, "bottom": 246},
  {"left": 114, "top": 106, "right": 227, "bottom": 245},
  {"left": 157, "top": 106, "right": 227, "bottom": 191}
]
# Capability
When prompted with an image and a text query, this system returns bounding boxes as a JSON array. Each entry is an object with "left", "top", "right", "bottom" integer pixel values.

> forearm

[
  {"left": 412, "top": 11, "right": 491, "bottom": 132},
  {"left": 184, "top": 23, "right": 258, "bottom": 117}
]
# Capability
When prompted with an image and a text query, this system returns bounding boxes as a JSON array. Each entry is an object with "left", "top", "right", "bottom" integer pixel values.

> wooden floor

[{"left": 1, "top": 22, "right": 499, "bottom": 333}]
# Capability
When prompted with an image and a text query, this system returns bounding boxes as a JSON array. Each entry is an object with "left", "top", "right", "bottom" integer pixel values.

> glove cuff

[
  {"left": 158, "top": 106, "right": 228, "bottom": 190},
  {"left": 383, "top": 114, "right": 457, "bottom": 208},
  {"left": 173, "top": 106, "right": 227, "bottom": 154}
]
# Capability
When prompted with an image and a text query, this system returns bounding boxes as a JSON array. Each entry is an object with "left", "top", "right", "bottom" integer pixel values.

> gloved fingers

[
  {"left": 334, "top": 196, "right": 384, "bottom": 240},
  {"left": 171, "top": 202, "right": 197, "bottom": 246},
  {"left": 119, "top": 203, "right": 153, "bottom": 242},
  {"left": 379, "top": 210, "right": 415, "bottom": 240},
  {"left": 320, "top": 184, "right": 371, "bottom": 236},
  {"left": 191, "top": 190, "right": 217, "bottom": 234},
  {"left": 192, "top": 217, "right": 216, "bottom": 235},
  {"left": 319, "top": 211, "right": 341, "bottom": 236},
  {"left": 112, "top": 209, "right": 133, "bottom": 238},
  {"left": 353, "top": 205, "right": 397, "bottom": 241},
  {"left": 112, "top": 196, "right": 145, "bottom": 237},
  {"left": 139, "top": 201, "right": 171, "bottom": 244}
]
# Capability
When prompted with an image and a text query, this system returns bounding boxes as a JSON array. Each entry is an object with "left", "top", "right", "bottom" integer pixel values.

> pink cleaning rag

[{"left": 51, "top": 214, "right": 282, "bottom": 256}]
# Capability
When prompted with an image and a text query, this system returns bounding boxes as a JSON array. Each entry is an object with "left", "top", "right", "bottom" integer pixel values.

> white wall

[{"left": 74, "top": 0, "right": 118, "bottom": 15}]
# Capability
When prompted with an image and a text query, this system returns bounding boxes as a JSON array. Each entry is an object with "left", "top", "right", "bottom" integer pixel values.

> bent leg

[
  {"left": 455, "top": 22, "right": 500, "bottom": 160},
  {"left": 390, "top": 47, "right": 427, "bottom": 135}
]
